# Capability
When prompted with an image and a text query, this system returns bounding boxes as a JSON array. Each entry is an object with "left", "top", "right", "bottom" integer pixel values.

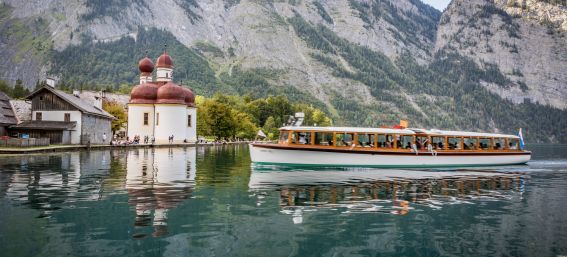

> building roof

[
  {"left": 9, "top": 100, "right": 31, "bottom": 122},
  {"left": 11, "top": 120, "right": 77, "bottom": 130},
  {"left": 26, "top": 86, "right": 114, "bottom": 119},
  {"left": 0, "top": 91, "right": 17, "bottom": 126}
]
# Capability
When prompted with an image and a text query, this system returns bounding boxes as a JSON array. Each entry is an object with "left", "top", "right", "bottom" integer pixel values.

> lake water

[{"left": 0, "top": 144, "right": 566, "bottom": 257}]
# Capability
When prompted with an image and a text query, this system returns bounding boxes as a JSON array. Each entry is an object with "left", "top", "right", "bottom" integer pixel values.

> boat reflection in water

[
  {"left": 125, "top": 147, "right": 196, "bottom": 237},
  {"left": 249, "top": 165, "right": 527, "bottom": 224}
]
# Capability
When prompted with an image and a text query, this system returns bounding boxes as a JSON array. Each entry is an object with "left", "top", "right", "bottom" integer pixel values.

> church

[{"left": 127, "top": 50, "right": 197, "bottom": 143}]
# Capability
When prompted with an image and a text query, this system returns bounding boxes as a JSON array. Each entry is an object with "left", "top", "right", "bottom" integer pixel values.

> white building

[{"left": 127, "top": 51, "right": 197, "bottom": 143}]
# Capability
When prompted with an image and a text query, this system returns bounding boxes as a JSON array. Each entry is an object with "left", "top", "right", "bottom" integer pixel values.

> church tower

[{"left": 156, "top": 49, "right": 173, "bottom": 82}]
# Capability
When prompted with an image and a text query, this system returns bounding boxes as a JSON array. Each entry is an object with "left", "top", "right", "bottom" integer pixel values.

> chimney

[
  {"left": 46, "top": 77, "right": 56, "bottom": 88},
  {"left": 94, "top": 96, "right": 102, "bottom": 110}
]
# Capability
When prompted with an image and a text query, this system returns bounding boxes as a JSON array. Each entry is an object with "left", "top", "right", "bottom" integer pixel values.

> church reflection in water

[
  {"left": 0, "top": 147, "right": 196, "bottom": 238},
  {"left": 125, "top": 147, "right": 196, "bottom": 237},
  {"left": 249, "top": 168, "right": 526, "bottom": 223}
]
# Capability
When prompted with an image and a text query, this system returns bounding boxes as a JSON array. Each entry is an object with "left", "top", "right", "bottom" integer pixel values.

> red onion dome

[
  {"left": 156, "top": 82, "right": 185, "bottom": 104},
  {"left": 182, "top": 87, "right": 195, "bottom": 107},
  {"left": 138, "top": 57, "right": 154, "bottom": 73},
  {"left": 130, "top": 83, "right": 159, "bottom": 104},
  {"left": 156, "top": 52, "right": 173, "bottom": 68}
]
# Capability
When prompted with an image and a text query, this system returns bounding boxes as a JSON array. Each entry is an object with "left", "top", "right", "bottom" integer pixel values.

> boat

[{"left": 249, "top": 126, "right": 531, "bottom": 168}]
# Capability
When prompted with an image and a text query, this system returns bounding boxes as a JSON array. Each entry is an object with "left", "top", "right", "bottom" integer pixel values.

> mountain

[
  {"left": 437, "top": 0, "right": 567, "bottom": 109},
  {"left": 0, "top": 0, "right": 566, "bottom": 142}
]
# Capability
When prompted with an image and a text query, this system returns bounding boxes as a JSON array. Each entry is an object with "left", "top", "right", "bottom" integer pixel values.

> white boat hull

[{"left": 249, "top": 144, "right": 531, "bottom": 168}]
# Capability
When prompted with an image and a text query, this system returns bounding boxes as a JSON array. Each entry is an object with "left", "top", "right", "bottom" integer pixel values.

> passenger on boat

[
  {"left": 495, "top": 142, "right": 502, "bottom": 150},
  {"left": 509, "top": 142, "right": 517, "bottom": 150},
  {"left": 427, "top": 143, "right": 437, "bottom": 156},
  {"left": 299, "top": 135, "right": 307, "bottom": 144},
  {"left": 437, "top": 142, "right": 444, "bottom": 149},
  {"left": 411, "top": 142, "right": 418, "bottom": 155}
]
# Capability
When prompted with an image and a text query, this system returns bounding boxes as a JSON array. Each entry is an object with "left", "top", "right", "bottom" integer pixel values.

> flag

[{"left": 518, "top": 128, "right": 525, "bottom": 150}]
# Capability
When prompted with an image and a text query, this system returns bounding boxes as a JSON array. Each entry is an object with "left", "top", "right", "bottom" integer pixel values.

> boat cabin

[{"left": 277, "top": 127, "right": 522, "bottom": 152}]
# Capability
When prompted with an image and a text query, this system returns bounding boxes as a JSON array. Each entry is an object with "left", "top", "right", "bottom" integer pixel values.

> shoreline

[{"left": 0, "top": 141, "right": 253, "bottom": 155}]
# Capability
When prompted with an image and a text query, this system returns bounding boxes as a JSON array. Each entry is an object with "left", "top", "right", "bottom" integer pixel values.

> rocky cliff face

[{"left": 436, "top": 0, "right": 567, "bottom": 109}]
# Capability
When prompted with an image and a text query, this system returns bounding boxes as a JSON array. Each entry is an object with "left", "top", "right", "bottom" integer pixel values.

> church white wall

[
  {"left": 154, "top": 104, "right": 186, "bottom": 143},
  {"left": 127, "top": 104, "right": 154, "bottom": 140},
  {"left": 186, "top": 107, "right": 197, "bottom": 142},
  {"left": 32, "top": 110, "right": 82, "bottom": 144}
]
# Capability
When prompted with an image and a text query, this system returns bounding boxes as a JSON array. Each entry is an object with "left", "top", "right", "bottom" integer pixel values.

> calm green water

[{"left": 0, "top": 144, "right": 566, "bottom": 257}]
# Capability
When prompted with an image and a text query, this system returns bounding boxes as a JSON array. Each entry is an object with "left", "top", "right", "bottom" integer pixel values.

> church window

[
  {"left": 143, "top": 113, "right": 148, "bottom": 125},
  {"left": 187, "top": 115, "right": 192, "bottom": 127}
]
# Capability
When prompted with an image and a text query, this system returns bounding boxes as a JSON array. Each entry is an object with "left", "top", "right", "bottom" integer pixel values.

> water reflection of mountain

[{"left": 249, "top": 167, "right": 526, "bottom": 223}]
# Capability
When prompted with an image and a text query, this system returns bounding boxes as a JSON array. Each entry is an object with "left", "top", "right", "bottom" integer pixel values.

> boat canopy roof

[
  {"left": 280, "top": 126, "right": 520, "bottom": 139},
  {"left": 412, "top": 129, "right": 520, "bottom": 139}
]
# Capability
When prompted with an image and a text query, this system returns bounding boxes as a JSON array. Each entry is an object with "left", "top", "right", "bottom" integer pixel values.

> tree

[
  {"left": 202, "top": 100, "right": 236, "bottom": 140},
  {"left": 262, "top": 116, "right": 278, "bottom": 139},
  {"left": 102, "top": 100, "right": 127, "bottom": 135},
  {"left": 12, "top": 79, "right": 30, "bottom": 99}
]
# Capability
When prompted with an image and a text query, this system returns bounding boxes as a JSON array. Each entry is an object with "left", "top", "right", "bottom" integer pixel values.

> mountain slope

[
  {"left": 436, "top": 0, "right": 567, "bottom": 108},
  {"left": 0, "top": 0, "right": 566, "bottom": 142}
]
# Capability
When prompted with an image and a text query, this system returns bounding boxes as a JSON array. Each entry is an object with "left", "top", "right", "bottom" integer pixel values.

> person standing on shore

[{"left": 102, "top": 133, "right": 107, "bottom": 144}]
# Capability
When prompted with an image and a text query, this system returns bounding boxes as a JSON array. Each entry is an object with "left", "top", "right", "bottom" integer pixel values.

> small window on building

[
  {"left": 64, "top": 113, "right": 70, "bottom": 122},
  {"left": 36, "top": 112, "right": 42, "bottom": 121},
  {"left": 39, "top": 96, "right": 44, "bottom": 101},
  {"left": 187, "top": 115, "right": 192, "bottom": 127},
  {"left": 156, "top": 113, "right": 159, "bottom": 126},
  {"left": 143, "top": 113, "right": 149, "bottom": 125}
]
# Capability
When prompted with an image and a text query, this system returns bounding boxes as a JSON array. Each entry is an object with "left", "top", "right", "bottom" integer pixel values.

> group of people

[{"left": 110, "top": 134, "right": 155, "bottom": 146}]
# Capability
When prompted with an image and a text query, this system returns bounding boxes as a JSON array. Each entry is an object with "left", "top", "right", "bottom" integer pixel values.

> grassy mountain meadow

[{"left": 1, "top": 0, "right": 566, "bottom": 142}]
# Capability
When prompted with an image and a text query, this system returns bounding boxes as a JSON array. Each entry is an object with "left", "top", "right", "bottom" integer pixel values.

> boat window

[
  {"left": 315, "top": 132, "right": 333, "bottom": 146},
  {"left": 356, "top": 134, "right": 375, "bottom": 148},
  {"left": 279, "top": 131, "right": 289, "bottom": 143},
  {"left": 479, "top": 138, "right": 491, "bottom": 150},
  {"left": 416, "top": 136, "right": 428, "bottom": 150},
  {"left": 431, "top": 136, "right": 445, "bottom": 150},
  {"left": 378, "top": 134, "right": 393, "bottom": 148},
  {"left": 335, "top": 133, "right": 354, "bottom": 147},
  {"left": 292, "top": 131, "right": 311, "bottom": 145},
  {"left": 508, "top": 138, "right": 519, "bottom": 150},
  {"left": 463, "top": 137, "right": 478, "bottom": 150},
  {"left": 447, "top": 137, "right": 462, "bottom": 150},
  {"left": 398, "top": 135, "right": 414, "bottom": 149},
  {"left": 493, "top": 138, "right": 505, "bottom": 150}
]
